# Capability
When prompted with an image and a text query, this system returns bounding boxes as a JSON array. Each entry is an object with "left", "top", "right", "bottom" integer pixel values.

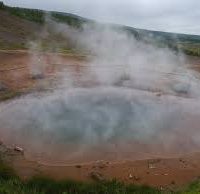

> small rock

[
  {"left": 0, "top": 82, "right": 7, "bottom": 91},
  {"left": 14, "top": 146, "right": 24, "bottom": 154},
  {"left": 75, "top": 165, "right": 82, "bottom": 169},
  {"left": 179, "top": 158, "right": 186, "bottom": 163},
  {"left": 171, "top": 180, "right": 175, "bottom": 185},
  {"left": 129, "top": 174, "right": 133, "bottom": 179},
  {"left": 134, "top": 175, "right": 140, "bottom": 181},
  {"left": 31, "top": 73, "right": 44, "bottom": 80},
  {"left": 90, "top": 171, "right": 105, "bottom": 182},
  {"left": 160, "top": 186, "right": 164, "bottom": 191}
]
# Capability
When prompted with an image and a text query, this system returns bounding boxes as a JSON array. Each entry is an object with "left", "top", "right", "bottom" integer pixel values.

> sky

[{"left": 3, "top": 0, "right": 200, "bottom": 35}]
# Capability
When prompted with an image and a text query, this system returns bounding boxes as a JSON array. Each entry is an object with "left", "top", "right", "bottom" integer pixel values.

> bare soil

[
  {"left": 3, "top": 142, "right": 200, "bottom": 190},
  {"left": 0, "top": 50, "right": 86, "bottom": 94},
  {"left": 1, "top": 50, "right": 200, "bottom": 189}
]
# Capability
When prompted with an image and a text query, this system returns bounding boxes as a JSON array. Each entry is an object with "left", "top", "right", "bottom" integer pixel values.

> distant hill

[{"left": 0, "top": 1, "right": 200, "bottom": 56}]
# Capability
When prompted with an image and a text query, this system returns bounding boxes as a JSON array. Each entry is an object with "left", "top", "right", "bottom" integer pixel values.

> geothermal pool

[{"left": 0, "top": 87, "right": 200, "bottom": 164}]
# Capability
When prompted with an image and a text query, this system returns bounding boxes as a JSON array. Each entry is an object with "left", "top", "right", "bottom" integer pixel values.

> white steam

[
  {"left": 1, "top": 19, "right": 200, "bottom": 163},
  {"left": 46, "top": 21, "right": 200, "bottom": 96}
]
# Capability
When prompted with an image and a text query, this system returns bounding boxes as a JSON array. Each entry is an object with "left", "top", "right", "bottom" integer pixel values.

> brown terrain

[
  {"left": 0, "top": 50, "right": 85, "bottom": 91},
  {"left": 2, "top": 142, "right": 200, "bottom": 190},
  {"left": 1, "top": 50, "right": 200, "bottom": 190}
]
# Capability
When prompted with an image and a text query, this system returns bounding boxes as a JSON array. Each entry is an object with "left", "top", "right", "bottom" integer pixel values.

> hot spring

[
  {"left": 1, "top": 86, "right": 200, "bottom": 164},
  {"left": 1, "top": 22, "right": 200, "bottom": 164}
]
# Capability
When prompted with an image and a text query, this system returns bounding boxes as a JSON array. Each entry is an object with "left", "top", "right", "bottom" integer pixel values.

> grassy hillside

[
  {"left": 0, "top": 1, "right": 200, "bottom": 56},
  {"left": 0, "top": 2, "right": 87, "bottom": 51},
  {"left": 121, "top": 26, "right": 200, "bottom": 56},
  {"left": 0, "top": 4, "right": 41, "bottom": 49}
]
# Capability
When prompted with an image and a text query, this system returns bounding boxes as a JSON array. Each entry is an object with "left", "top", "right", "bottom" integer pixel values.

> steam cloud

[{"left": 1, "top": 17, "right": 200, "bottom": 164}]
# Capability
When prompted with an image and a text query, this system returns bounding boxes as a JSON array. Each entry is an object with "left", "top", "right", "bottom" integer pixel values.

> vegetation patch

[{"left": 0, "top": 90, "right": 21, "bottom": 102}]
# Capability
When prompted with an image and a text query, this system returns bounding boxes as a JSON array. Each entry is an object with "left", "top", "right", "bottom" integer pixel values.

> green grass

[
  {"left": 178, "top": 43, "right": 200, "bottom": 57},
  {"left": 26, "top": 177, "right": 162, "bottom": 194},
  {"left": 3, "top": 6, "right": 45, "bottom": 24},
  {"left": 178, "top": 181, "right": 200, "bottom": 194},
  {"left": 0, "top": 178, "right": 162, "bottom": 194},
  {"left": 0, "top": 90, "right": 21, "bottom": 102},
  {"left": 0, "top": 40, "right": 27, "bottom": 50},
  {"left": 0, "top": 1, "right": 84, "bottom": 27},
  {"left": 0, "top": 159, "right": 17, "bottom": 180}
]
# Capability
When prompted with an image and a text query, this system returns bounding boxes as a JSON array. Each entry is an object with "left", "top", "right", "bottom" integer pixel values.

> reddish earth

[
  {"left": 4, "top": 144, "right": 200, "bottom": 190},
  {"left": 0, "top": 50, "right": 199, "bottom": 94},
  {"left": 0, "top": 50, "right": 86, "bottom": 92},
  {"left": 1, "top": 50, "right": 200, "bottom": 189}
]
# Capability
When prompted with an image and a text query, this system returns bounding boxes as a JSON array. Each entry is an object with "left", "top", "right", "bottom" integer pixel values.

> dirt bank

[{"left": 1, "top": 142, "right": 200, "bottom": 190}]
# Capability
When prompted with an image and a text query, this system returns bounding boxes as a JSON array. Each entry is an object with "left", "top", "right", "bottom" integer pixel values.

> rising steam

[{"left": 0, "top": 17, "right": 200, "bottom": 164}]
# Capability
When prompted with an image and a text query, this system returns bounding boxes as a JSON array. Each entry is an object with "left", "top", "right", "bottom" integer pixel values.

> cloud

[{"left": 3, "top": 0, "right": 200, "bottom": 35}]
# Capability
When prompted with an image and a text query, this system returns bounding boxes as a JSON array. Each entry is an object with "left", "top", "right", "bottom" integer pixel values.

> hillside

[
  {"left": 0, "top": 1, "right": 200, "bottom": 56},
  {"left": 0, "top": 9, "right": 41, "bottom": 49}
]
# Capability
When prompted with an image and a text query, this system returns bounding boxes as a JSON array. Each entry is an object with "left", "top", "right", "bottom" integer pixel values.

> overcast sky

[{"left": 3, "top": 0, "right": 200, "bottom": 35}]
